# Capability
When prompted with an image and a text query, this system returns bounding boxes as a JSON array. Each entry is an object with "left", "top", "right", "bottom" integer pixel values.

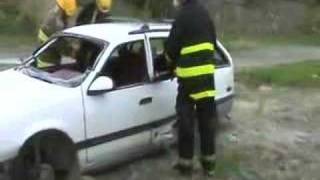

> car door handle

[{"left": 140, "top": 97, "right": 153, "bottom": 105}]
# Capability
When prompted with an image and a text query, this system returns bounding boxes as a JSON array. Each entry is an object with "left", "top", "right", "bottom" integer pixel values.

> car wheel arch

[{"left": 17, "top": 129, "right": 78, "bottom": 170}]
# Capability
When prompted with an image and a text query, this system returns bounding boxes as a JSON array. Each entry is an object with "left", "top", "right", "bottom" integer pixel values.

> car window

[
  {"left": 20, "top": 36, "right": 104, "bottom": 87},
  {"left": 102, "top": 40, "right": 149, "bottom": 88},
  {"left": 150, "top": 38, "right": 173, "bottom": 80},
  {"left": 150, "top": 38, "right": 230, "bottom": 80},
  {"left": 32, "top": 36, "right": 103, "bottom": 78},
  {"left": 215, "top": 47, "right": 230, "bottom": 67}
]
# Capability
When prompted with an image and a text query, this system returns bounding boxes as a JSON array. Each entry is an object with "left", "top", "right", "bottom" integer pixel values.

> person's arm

[
  {"left": 165, "top": 19, "right": 182, "bottom": 75},
  {"left": 207, "top": 13, "right": 218, "bottom": 65},
  {"left": 207, "top": 12, "right": 217, "bottom": 50}
]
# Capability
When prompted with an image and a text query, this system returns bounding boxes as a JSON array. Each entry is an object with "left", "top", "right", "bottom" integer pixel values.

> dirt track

[
  {"left": 232, "top": 45, "right": 320, "bottom": 69},
  {"left": 1, "top": 45, "right": 320, "bottom": 69}
]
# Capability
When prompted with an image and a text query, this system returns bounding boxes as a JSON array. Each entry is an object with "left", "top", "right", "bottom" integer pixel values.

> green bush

[{"left": 0, "top": 3, "right": 37, "bottom": 35}]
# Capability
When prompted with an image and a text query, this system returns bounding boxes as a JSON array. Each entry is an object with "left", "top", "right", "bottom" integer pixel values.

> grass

[
  {"left": 238, "top": 60, "right": 320, "bottom": 88},
  {"left": 215, "top": 148, "right": 261, "bottom": 180},
  {"left": 0, "top": 64, "right": 15, "bottom": 71},
  {"left": 0, "top": 34, "right": 36, "bottom": 48},
  {"left": 0, "top": 4, "right": 37, "bottom": 48},
  {"left": 221, "top": 34, "right": 320, "bottom": 51}
]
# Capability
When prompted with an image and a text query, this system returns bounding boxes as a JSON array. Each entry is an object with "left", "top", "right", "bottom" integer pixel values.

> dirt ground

[{"left": 79, "top": 84, "right": 319, "bottom": 180}]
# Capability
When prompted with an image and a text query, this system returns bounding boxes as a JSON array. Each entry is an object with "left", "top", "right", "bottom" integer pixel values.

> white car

[{"left": 0, "top": 22, "right": 234, "bottom": 180}]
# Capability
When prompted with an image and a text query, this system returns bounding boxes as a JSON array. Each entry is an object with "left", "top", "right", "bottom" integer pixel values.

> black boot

[
  {"left": 201, "top": 156, "right": 216, "bottom": 177},
  {"left": 173, "top": 159, "right": 193, "bottom": 176}
]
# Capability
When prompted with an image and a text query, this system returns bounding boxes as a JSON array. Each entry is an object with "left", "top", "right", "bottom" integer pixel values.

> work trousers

[{"left": 176, "top": 89, "right": 217, "bottom": 160}]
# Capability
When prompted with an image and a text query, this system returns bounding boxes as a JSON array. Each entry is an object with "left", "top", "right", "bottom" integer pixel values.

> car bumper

[
  {"left": 0, "top": 159, "right": 12, "bottom": 180},
  {"left": 0, "top": 140, "right": 20, "bottom": 180},
  {"left": 217, "top": 94, "right": 234, "bottom": 119}
]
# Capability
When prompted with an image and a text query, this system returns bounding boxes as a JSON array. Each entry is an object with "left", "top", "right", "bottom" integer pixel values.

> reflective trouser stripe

[
  {"left": 38, "top": 29, "right": 49, "bottom": 43},
  {"left": 37, "top": 58, "right": 54, "bottom": 68},
  {"left": 176, "top": 64, "right": 215, "bottom": 78},
  {"left": 180, "top": 42, "right": 214, "bottom": 55},
  {"left": 201, "top": 155, "right": 216, "bottom": 162},
  {"left": 190, "top": 90, "right": 216, "bottom": 100}
]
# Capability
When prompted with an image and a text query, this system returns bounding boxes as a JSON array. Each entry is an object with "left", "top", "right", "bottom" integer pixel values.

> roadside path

[
  {"left": 232, "top": 45, "right": 320, "bottom": 70},
  {"left": 1, "top": 45, "right": 320, "bottom": 70}
]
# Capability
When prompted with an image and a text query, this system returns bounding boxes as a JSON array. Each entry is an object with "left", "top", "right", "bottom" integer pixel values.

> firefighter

[
  {"left": 37, "top": 0, "right": 78, "bottom": 68},
  {"left": 76, "top": 0, "right": 113, "bottom": 25},
  {"left": 165, "top": 0, "right": 218, "bottom": 177},
  {"left": 38, "top": 0, "right": 78, "bottom": 44}
]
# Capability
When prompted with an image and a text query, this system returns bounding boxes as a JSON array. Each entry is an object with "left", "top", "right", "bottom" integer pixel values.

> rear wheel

[{"left": 10, "top": 133, "right": 81, "bottom": 180}]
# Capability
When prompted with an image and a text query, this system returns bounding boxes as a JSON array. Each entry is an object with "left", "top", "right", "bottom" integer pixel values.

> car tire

[{"left": 9, "top": 135, "right": 81, "bottom": 180}]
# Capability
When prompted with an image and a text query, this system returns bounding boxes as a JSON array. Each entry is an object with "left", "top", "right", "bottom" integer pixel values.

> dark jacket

[
  {"left": 166, "top": 0, "right": 217, "bottom": 63},
  {"left": 166, "top": 0, "right": 217, "bottom": 101}
]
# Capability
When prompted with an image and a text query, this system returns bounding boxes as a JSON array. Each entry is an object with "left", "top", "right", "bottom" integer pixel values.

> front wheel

[{"left": 9, "top": 135, "right": 81, "bottom": 180}]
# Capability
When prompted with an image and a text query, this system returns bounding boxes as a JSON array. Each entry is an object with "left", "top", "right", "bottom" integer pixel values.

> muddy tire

[{"left": 9, "top": 132, "right": 81, "bottom": 180}]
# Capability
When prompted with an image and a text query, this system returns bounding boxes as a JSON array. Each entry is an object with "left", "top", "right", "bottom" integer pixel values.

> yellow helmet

[
  {"left": 96, "top": 0, "right": 112, "bottom": 13},
  {"left": 56, "top": 0, "right": 78, "bottom": 17}
]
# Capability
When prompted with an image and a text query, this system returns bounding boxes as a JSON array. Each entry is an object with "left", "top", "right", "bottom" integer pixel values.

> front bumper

[
  {"left": 217, "top": 94, "right": 234, "bottom": 119},
  {"left": 0, "top": 140, "right": 20, "bottom": 180},
  {"left": 0, "top": 159, "right": 11, "bottom": 180}
]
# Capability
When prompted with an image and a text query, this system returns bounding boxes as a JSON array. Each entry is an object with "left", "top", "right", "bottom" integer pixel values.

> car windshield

[{"left": 19, "top": 36, "right": 105, "bottom": 87}]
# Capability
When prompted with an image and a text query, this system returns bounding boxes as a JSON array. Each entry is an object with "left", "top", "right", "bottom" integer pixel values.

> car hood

[{"left": 0, "top": 69, "right": 68, "bottom": 120}]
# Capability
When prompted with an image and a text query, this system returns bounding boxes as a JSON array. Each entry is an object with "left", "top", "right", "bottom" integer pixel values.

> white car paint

[
  {"left": 0, "top": 69, "right": 85, "bottom": 162},
  {"left": 0, "top": 22, "right": 234, "bottom": 173}
]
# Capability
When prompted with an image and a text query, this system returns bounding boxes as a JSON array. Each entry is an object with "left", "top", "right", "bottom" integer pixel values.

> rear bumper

[{"left": 217, "top": 94, "right": 234, "bottom": 119}]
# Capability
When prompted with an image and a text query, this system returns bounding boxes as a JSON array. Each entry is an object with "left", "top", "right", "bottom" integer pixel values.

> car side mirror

[{"left": 88, "top": 76, "right": 114, "bottom": 96}]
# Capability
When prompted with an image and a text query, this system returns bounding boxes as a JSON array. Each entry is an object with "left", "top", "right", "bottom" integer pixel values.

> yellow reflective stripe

[
  {"left": 181, "top": 42, "right": 214, "bottom": 55},
  {"left": 176, "top": 64, "right": 215, "bottom": 78},
  {"left": 190, "top": 90, "right": 216, "bottom": 100},
  {"left": 38, "top": 29, "right": 49, "bottom": 43},
  {"left": 37, "top": 58, "right": 54, "bottom": 68}
]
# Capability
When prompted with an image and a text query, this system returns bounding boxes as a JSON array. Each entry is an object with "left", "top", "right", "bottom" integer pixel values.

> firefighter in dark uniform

[
  {"left": 165, "top": 0, "right": 218, "bottom": 177},
  {"left": 76, "top": 0, "right": 112, "bottom": 25},
  {"left": 38, "top": 0, "right": 78, "bottom": 44},
  {"left": 37, "top": 0, "right": 78, "bottom": 68},
  {"left": 75, "top": 0, "right": 112, "bottom": 71}
]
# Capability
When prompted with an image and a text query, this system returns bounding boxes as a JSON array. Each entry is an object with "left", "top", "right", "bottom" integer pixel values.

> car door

[
  {"left": 81, "top": 39, "right": 155, "bottom": 168},
  {"left": 145, "top": 33, "right": 178, "bottom": 145},
  {"left": 214, "top": 41, "right": 234, "bottom": 102},
  {"left": 146, "top": 33, "right": 234, "bottom": 120}
]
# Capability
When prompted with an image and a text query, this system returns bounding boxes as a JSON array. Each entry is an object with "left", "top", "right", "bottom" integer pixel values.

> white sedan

[{"left": 0, "top": 22, "right": 234, "bottom": 180}]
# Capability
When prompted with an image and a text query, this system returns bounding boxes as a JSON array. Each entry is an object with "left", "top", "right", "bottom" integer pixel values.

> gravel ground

[{"left": 79, "top": 84, "right": 320, "bottom": 180}]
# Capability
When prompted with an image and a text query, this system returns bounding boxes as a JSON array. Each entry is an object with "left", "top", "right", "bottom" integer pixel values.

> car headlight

[{"left": 0, "top": 158, "right": 12, "bottom": 179}]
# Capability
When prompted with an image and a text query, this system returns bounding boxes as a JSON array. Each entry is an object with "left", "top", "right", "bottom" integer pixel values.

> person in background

[
  {"left": 74, "top": 0, "right": 112, "bottom": 71},
  {"left": 165, "top": 0, "right": 218, "bottom": 177},
  {"left": 37, "top": 0, "right": 79, "bottom": 68},
  {"left": 76, "top": 0, "right": 113, "bottom": 25},
  {"left": 38, "top": 0, "right": 78, "bottom": 44}
]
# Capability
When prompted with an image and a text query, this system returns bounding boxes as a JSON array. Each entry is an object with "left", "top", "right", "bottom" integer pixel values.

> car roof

[{"left": 64, "top": 22, "right": 172, "bottom": 43}]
